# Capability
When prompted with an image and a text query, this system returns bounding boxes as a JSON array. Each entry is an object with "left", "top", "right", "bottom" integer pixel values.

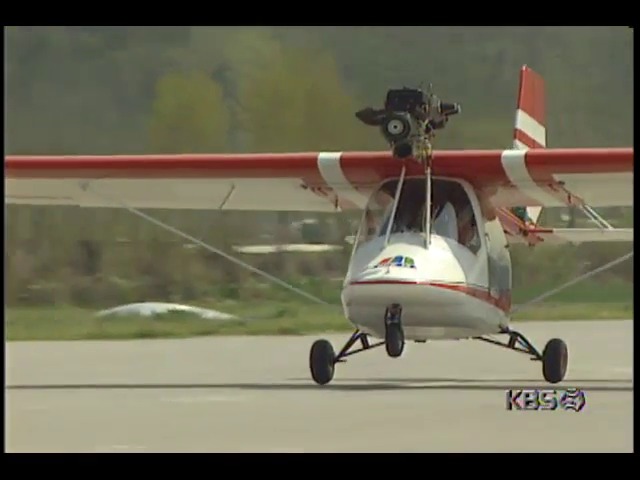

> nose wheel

[{"left": 384, "top": 303, "right": 405, "bottom": 358}]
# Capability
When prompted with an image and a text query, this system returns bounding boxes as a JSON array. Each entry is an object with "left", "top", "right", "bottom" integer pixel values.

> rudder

[
  {"left": 512, "top": 65, "right": 546, "bottom": 224},
  {"left": 513, "top": 64, "right": 547, "bottom": 150}
]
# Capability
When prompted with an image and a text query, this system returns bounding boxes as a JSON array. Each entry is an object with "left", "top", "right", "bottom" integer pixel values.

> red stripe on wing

[
  {"left": 5, "top": 153, "right": 322, "bottom": 179},
  {"left": 523, "top": 147, "right": 633, "bottom": 207}
]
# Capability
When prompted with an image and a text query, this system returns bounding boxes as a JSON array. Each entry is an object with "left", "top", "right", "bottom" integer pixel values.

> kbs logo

[
  {"left": 506, "top": 388, "right": 586, "bottom": 412},
  {"left": 370, "top": 255, "right": 416, "bottom": 269}
]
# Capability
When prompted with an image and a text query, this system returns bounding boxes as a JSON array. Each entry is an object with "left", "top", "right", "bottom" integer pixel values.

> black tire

[
  {"left": 542, "top": 338, "right": 568, "bottom": 384},
  {"left": 385, "top": 324, "right": 405, "bottom": 358},
  {"left": 309, "top": 339, "right": 335, "bottom": 385}
]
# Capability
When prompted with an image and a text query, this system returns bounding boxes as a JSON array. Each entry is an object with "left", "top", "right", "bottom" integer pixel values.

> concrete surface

[{"left": 5, "top": 320, "right": 633, "bottom": 452}]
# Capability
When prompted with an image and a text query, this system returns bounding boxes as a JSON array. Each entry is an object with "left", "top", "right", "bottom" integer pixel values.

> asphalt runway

[{"left": 5, "top": 320, "right": 633, "bottom": 453}]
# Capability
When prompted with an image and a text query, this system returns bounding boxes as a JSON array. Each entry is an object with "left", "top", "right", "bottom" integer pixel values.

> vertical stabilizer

[{"left": 513, "top": 65, "right": 546, "bottom": 224}]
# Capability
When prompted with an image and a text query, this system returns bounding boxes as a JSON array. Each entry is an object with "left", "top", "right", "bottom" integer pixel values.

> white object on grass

[{"left": 96, "top": 302, "right": 238, "bottom": 321}]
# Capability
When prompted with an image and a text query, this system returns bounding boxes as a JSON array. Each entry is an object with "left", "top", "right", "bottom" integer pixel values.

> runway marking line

[
  {"left": 161, "top": 395, "right": 247, "bottom": 404},
  {"left": 94, "top": 445, "right": 148, "bottom": 452}
]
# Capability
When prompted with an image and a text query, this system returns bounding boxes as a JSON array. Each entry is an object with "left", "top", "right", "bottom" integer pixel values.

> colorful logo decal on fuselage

[{"left": 371, "top": 255, "right": 416, "bottom": 269}]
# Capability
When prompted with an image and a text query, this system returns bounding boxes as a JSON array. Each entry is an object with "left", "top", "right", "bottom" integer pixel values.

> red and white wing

[
  {"left": 522, "top": 227, "right": 633, "bottom": 244},
  {"left": 489, "top": 147, "right": 633, "bottom": 208},
  {"left": 4, "top": 146, "right": 633, "bottom": 244},
  {"left": 462, "top": 147, "right": 633, "bottom": 246},
  {"left": 4, "top": 152, "right": 375, "bottom": 212},
  {"left": 6, "top": 146, "right": 632, "bottom": 211}
]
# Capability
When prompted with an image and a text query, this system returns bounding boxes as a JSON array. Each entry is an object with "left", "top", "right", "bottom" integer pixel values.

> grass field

[
  {"left": 5, "top": 297, "right": 632, "bottom": 341},
  {"left": 6, "top": 278, "right": 633, "bottom": 341}
]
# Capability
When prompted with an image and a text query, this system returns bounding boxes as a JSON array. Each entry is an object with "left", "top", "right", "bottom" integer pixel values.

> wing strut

[
  {"left": 509, "top": 250, "right": 633, "bottom": 317},
  {"left": 384, "top": 164, "right": 407, "bottom": 245},
  {"left": 424, "top": 157, "right": 433, "bottom": 248},
  {"left": 83, "top": 184, "right": 340, "bottom": 309},
  {"left": 579, "top": 204, "right": 614, "bottom": 230}
]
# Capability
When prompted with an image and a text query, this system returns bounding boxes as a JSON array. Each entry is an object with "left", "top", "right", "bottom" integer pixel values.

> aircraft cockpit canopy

[{"left": 355, "top": 177, "right": 481, "bottom": 253}]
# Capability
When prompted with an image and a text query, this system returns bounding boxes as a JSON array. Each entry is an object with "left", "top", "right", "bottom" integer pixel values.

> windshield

[
  {"left": 354, "top": 177, "right": 482, "bottom": 253},
  {"left": 353, "top": 181, "right": 397, "bottom": 248},
  {"left": 380, "top": 178, "right": 427, "bottom": 235}
]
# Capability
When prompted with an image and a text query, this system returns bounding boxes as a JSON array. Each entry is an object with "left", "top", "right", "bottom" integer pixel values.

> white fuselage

[{"left": 341, "top": 232, "right": 510, "bottom": 341}]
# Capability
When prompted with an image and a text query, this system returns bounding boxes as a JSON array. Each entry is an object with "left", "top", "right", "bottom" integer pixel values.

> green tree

[
  {"left": 238, "top": 47, "right": 373, "bottom": 152},
  {"left": 148, "top": 71, "right": 230, "bottom": 153}
]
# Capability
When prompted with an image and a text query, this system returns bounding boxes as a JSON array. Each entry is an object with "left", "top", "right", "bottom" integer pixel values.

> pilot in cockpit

[
  {"left": 389, "top": 184, "right": 423, "bottom": 233},
  {"left": 382, "top": 179, "right": 482, "bottom": 245},
  {"left": 432, "top": 200, "right": 458, "bottom": 241},
  {"left": 395, "top": 193, "right": 459, "bottom": 242},
  {"left": 457, "top": 204, "right": 480, "bottom": 253}
]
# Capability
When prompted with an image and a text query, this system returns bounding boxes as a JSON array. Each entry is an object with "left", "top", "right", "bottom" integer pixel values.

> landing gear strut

[
  {"left": 309, "top": 329, "right": 386, "bottom": 385},
  {"left": 309, "top": 310, "right": 569, "bottom": 385},
  {"left": 309, "top": 303, "right": 407, "bottom": 385},
  {"left": 474, "top": 328, "right": 569, "bottom": 384},
  {"left": 309, "top": 303, "right": 405, "bottom": 385}
]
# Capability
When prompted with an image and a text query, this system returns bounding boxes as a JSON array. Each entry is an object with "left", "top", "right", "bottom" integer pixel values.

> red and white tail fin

[
  {"left": 513, "top": 65, "right": 546, "bottom": 224},
  {"left": 513, "top": 65, "right": 546, "bottom": 150}
]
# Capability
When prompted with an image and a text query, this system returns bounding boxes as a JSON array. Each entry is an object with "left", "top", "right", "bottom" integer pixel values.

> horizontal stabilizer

[
  {"left": 529, "top": 227, "right": 633, "bottom": 244},
  {"left": 232, "top": 244, "right": 343, "bottom": 254}
]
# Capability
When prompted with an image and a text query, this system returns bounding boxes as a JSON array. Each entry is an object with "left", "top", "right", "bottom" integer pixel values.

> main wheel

[
  {"left": 309, "top": 339, "right": 336, "bottom": 385},
  {"left": 385, "top": 324, "right": 405, "bottom": 358},
  {"left": 542, "top": 338, "right": 568, "bottom": 384}
]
